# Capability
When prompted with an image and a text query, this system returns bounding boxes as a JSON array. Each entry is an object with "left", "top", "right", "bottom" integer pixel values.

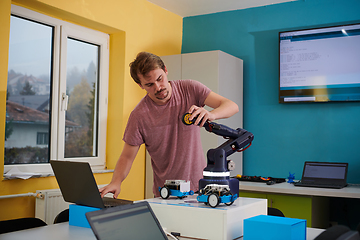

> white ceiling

[{"left": 147, "top": 0, "right": 298, "bottom": 17}]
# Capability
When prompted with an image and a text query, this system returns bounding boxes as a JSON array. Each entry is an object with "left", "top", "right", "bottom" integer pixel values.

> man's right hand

[
  {"left": 99, "top": 143, "right": 140, "bottom": 199},
  {"left": 99, "top": 182, "right": 121, "bottom": 199}
]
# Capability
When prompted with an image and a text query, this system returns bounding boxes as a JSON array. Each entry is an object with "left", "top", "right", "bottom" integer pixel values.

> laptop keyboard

[
  {"left": 295, "top": 182, "right": 346, "bottom": 189},
  {"left": 103, "top": 198, "right": 132, "bottom": 207}
]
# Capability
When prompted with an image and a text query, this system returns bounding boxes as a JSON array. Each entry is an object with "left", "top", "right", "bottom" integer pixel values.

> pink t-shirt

[{"left": 123, "top": 79, "right": 211, "bottom": 196}]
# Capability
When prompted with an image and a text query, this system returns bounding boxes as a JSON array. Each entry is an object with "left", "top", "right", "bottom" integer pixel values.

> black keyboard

[
  {"left": 103, "top": 197, "right": 133, "bottom": 207},
  {"left": 294, "top": 182, "right": 347, "bottom": 189}
]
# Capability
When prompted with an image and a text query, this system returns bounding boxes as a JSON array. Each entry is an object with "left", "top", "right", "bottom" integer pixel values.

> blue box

[
  {"left": 243, "top": 215, "right": 306, "bottom": 240},
  {"left": 69, "top": 204, "right": 100, "bottom": 228}
]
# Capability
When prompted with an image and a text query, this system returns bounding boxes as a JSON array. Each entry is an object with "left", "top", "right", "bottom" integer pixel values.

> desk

[
  {"left": 239, "top": 182, "right": 360, "bottom": 228},
  {"left": 0, "top": 223, "right": 95, "bottom": 240},
  {"left": 0, "top": 222, "right": 325, "bottom": 240},
  {"left": 239, "top": 182, "right": 360, "bottom": 198},
  {"left": 145, "top": 195, "right": 267, "bottom": 240}
]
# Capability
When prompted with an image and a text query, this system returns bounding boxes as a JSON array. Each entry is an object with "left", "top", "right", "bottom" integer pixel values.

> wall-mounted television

[{"left": 279, "top": 23, "right": 360, "bottom": 103}]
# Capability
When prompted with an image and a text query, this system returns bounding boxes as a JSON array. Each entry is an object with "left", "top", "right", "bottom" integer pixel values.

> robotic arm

[
  {"left": 182, "top": 113, "right": 254, "bottom": 164},
  {"left": 182, "top": 113, "right": 254, "bottom": 195}
]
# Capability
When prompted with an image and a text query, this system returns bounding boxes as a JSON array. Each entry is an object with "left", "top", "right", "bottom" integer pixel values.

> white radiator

[
  {"left": 35, "top": 185, "right": 107, "bottom": 225},
  {"left": 35, "top": 189, "right": 70, "bottom": 225}
]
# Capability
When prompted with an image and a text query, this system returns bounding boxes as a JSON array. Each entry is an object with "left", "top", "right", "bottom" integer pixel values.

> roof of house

[
  {"left": 8, "top": 95, "right": 50, "bottom": 112},
  {"left": 6, "top": 100, "right": 78, "bottom": 127}
]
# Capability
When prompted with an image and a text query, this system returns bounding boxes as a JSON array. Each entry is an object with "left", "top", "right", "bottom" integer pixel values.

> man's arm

[
  {"left": 188, "top": 91, "right": 239, "bottom": 126},
  {"left": 99, "top": 142, "right": 140, "bottom": 198}
]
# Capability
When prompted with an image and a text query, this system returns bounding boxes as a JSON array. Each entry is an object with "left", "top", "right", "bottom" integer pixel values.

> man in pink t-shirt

[{"left": 100, "top": 52, "right": 239, "bottom": 198}]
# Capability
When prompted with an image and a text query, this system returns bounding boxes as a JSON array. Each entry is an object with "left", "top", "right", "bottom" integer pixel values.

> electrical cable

[
  {"left": 163, "top": 228, "right": 178, "bottom": 240},
  {"left": 236, "top": 142, "right": 252, "bottom": 152}
]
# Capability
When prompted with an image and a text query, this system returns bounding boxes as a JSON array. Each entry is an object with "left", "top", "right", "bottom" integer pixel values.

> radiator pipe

[{"left": 0, "top": 192, "right": 44, "bottom": 199}]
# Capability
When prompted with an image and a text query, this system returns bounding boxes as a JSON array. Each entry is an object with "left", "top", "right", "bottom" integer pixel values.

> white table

[
  {"left": 0, "top": 222, "right": 325, "bottom": 240},
  {"left": 145, "top": 195, "right": 267, "bottom": 240},
  {"left": 0, "top": 223, "right": 96, "bottom": 240}
]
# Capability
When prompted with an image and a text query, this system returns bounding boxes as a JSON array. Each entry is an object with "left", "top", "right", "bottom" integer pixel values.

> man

[{"left": 100, "top": 52, "right": 239, "bottom": 198}]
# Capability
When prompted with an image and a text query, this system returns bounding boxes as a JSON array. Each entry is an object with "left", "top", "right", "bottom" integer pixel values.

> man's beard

[{"left": 155, "top": 88, "right": 169, "bottom": 100}]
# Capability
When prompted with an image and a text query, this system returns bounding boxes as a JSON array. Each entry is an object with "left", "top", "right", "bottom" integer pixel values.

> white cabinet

[
  {"left": 145, "top": 196, "right": 267, "bottom": 240},
  {"left": 145, "top": 50, "right": 243, "bottom": 198}
]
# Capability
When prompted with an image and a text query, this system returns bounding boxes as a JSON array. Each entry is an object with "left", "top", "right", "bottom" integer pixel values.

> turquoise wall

[{"left": 182, "top": 0, "right": 360, "bottom": 183}]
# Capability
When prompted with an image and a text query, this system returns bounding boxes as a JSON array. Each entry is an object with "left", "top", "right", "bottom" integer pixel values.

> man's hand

[
  {"left": 188, "top": 105, "right": 214, "bottom": 127},
  {"left": 99, "top": 143, "right": 140, "bottom": 199},
  {"left": 190, "top": 91, "right": 239, "bottom": 127},
  {"left": 99, "top": 182, "right": 121, "bottom": 199}
]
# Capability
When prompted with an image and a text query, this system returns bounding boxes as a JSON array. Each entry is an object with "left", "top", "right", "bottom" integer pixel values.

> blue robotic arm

[
  {"left": 182, "top": 113, "right": 254, "bottom": 195},
  {"left": 204, "top": 122, "right": 254, "bottom": 173},
  {"left": 204, "top": 121, "right": 253, "bottom": 153}
]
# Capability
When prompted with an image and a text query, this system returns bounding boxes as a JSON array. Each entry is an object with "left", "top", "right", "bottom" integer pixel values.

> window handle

[{"left": 62, "top": 93, "right": 69, "bottom": 111}]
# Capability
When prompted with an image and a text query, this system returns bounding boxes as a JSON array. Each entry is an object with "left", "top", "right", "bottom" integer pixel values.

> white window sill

[{"left": 3, "top": 167, "right": 113, "bottom": 180}]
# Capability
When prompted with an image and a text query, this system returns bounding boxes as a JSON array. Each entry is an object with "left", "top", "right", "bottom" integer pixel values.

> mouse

[{"left": 266, "top": 180, "right": 275, "bottom": 185}]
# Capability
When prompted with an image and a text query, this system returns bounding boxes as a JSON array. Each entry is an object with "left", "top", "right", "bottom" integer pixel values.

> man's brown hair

[{"left": 129, "top": 52, "right": 166, "bottom": 84}]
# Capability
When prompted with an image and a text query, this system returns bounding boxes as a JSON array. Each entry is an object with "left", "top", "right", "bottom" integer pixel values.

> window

[
  {"left": 5, "top": 5, "right": 109, "bottom": 173},
  {"left": 37, "top": 133, "right": 49, "bottom": 145}
]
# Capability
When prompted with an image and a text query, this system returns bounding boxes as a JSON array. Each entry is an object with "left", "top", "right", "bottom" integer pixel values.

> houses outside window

[{"left": 4, "top": 5, "right": 109, "bottom": 172}]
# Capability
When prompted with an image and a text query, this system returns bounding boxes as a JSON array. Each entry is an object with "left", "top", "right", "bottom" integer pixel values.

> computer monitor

[{"left": 279, "top": 23, "right": 360, "bottom": 103}]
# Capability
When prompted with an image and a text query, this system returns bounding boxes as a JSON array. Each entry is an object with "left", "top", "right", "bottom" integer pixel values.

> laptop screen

[
  {"left": 303, "top": 162, "right": 348, "bottom": 180},
  {"left": 86, "top": 202, "right": 167, "bottom": 240}
]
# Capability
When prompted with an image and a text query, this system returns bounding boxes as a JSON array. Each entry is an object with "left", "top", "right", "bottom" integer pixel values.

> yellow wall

[{"left": 0, "top": 0, "right": 182, "bottom": 220}]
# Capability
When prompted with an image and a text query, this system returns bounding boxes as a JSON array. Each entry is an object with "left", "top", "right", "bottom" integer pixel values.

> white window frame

[{"left": 4, "top": 5, "right": 109, "bottom": 174}]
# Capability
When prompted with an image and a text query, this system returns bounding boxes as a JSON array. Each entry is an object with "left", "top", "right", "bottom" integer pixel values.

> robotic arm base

[{"left": 199, "top": 178, "right": 239, "bottom": 196}]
